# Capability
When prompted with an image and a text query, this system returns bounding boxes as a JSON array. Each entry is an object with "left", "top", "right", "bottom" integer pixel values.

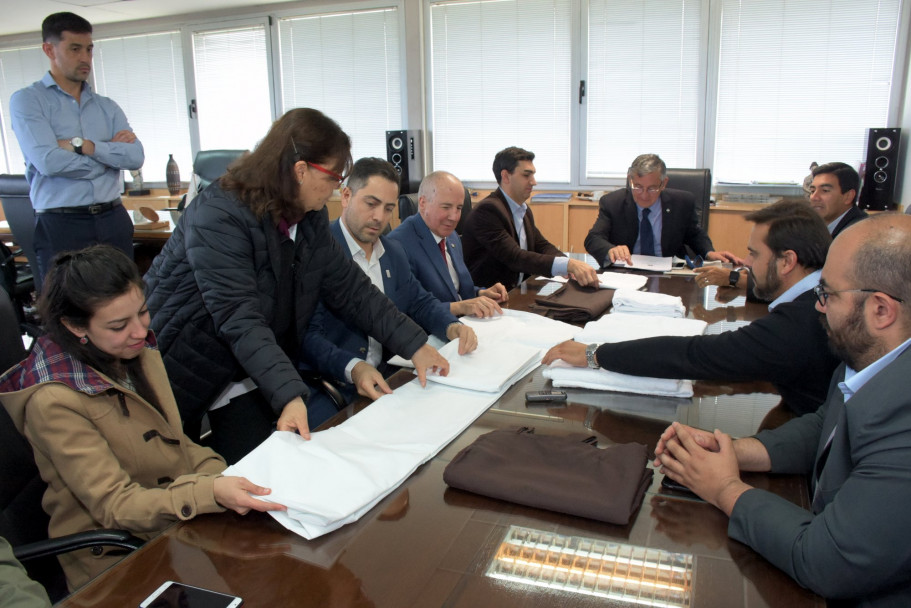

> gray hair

[
  {"left": 418, "top": 171, "right": 462, "bottom": 201},
  {"left": 628, "top": 154, "right": 667, "bottom": 180}
]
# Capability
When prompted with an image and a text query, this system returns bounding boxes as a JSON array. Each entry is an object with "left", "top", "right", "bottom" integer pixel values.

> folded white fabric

[
  {"left": 575, "top": 312, "right": 707, "bottom": 344},
  {"left": 460, "top": 308, "right": 579, "bottom": 350},
  {"left": 226, "top": 380, "right": 500, "bottom": 539},
  {"left": 596, "top": 271, "right": 648, "bottom": 290},
  {"left": 543, "top": 363, "right": 693, "bottom": 398},
  {"left": 389, "top": 309, "right": 578, "bottom": 369},
  {"left": 225, "top": 309, "right": 582, "bottom": 540},
  {"left": 611, "top": 288, "right": 686, "bottom": 317},
  {"left": 425, "top": 339, "right": 542, "bottom": 392}
]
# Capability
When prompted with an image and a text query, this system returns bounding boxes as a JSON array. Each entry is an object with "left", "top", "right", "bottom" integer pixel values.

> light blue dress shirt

[
  {"left": 501, "top": 188, "right": 568, "bottom": 277},
  {"left": 10, "top": 72, "right": 144, "bottom": 210},
  {"left": 633, "top": 198, "right": 663, "bottom": 257},
  {"left": 768, "top": 269, "right": 821, "bottom": 311}
]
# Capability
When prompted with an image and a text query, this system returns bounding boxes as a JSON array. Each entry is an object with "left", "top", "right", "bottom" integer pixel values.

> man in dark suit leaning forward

[
  {"left": 462, "top": 146, "right": 599, "bottom": 291},
  {"left": 654, "top": 213, "right": 911, "bottom": 606},
  {"left": 299, "top": 158, "right": 477, "bottom": 428},
  {"left": 585, "top": 153, "right": 742, "bottom": 267},
  {"left": 544, "top": 201, "right": 840, "bottom": 416},
  {"left": 389, "top": 171, "right": 508, "bottom": 318}
]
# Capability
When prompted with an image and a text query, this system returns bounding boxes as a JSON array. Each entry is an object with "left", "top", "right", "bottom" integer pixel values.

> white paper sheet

[
  {"left": 612, "top": 255, "right": 674, "bottom": 272},
  {"left": 540, "top": 272, "right": 647, "bottom": 291}
]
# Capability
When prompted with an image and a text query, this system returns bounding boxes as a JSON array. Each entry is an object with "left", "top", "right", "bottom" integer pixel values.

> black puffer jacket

[{"left": 145, "top": 183, "right": 426, "bottom": 425}]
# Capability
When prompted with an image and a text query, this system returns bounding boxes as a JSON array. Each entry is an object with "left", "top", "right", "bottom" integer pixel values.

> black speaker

[
  {"left": 385, "top": 130, "right": 423, "bottom": 194},
  {"left": 859, "top": 128, "right": 901, "bottom": 211}
]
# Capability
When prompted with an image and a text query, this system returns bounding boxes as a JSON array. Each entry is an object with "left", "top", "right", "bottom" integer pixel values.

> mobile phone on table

[
  {"left": 525, "top": 390, "right": 567, "bottom": 403},
  {"left": 139, "top": 581, "right": 243, "bottom": 608},
  {"left": 660, "top": 475, "right": 701, "bottom": 499}
]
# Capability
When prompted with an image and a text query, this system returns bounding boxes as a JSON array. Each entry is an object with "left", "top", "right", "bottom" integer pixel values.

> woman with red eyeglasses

[{"left": 145, "top": 108, "right": 447, "bottom": 464}]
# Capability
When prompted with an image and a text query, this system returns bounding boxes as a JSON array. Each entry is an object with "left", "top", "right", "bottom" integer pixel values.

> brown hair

[{"left": 220, "top": 108, "right": 352, "bottom": 220}]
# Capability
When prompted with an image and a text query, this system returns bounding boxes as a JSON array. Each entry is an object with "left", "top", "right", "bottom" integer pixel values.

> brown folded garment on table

[
  {"left": 443, "top": 427, "right": 653, "bottom": 525},
  {"left": 533, "top": 281, "right": 614, "bottom": 323}
]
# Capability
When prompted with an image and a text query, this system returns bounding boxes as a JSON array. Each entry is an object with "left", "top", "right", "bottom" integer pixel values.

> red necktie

[{"left": 439, "top": 239, "right": 448, "bottom": 266}]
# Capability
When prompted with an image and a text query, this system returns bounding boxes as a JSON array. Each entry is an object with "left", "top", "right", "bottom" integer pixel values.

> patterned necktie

[
  {"left": 439, "top": 239, "right": 448, "bottom": 266},
  {"left": 639, "top": 207, "right": 655, "bottom": 256}
]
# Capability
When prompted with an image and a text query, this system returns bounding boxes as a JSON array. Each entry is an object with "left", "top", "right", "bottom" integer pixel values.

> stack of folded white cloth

[
  {"left": 543, "top": 361, "right": 693, "bottom": 398},
  {"left": 611, "top": 288, "right": 686, "bottom": 317},
  {"left": 596, "top": 272, "right": 648, "bottom": 290},
  {"left": 424, "top": 339, "right": 541, "bottom": 393},
  {"left": 575, "top": 313, "right": 707, "bottom": 344}
]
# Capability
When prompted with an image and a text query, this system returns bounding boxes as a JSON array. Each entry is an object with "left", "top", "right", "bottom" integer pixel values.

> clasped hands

[{"left": 654, "top": 422, "right": 750, "bottom": 516}]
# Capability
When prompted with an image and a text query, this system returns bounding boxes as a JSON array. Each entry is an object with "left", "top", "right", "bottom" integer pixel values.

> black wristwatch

[
  {"left": 728, "top": 270, "right": 740, "bottom": 288},
  {"left": 71, "top": 137, "right": 84, "bottom": 155}
]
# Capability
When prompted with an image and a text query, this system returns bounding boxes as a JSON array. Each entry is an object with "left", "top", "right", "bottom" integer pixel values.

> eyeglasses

[
  {"left": 305, "top": 161, "right": 345, "bottom": 185},
  {"left": 630, "top": 183, "right": 663, "bottom": 195},
  {"left": 813, "top": 283, "right": 905, "bottom": 307},
  {"left": 290, "top": 138, "right": 346, "bottom": 185}
]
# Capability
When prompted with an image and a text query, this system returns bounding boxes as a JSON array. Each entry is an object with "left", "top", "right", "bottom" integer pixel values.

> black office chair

[
  {"left": 665, "top": 168, "right": 711, "bottom": 231},
  {"left": 398, "top": 187, "right": 473, "bottom": 234},
  {"left": 193, "top": 149, "right": 247, "bottom": 193},
  {"left": 0, "top": 174, "right": 39, "bottom": 300},
  {"left": 455, "top": 187, "right": 473, "bottom": 235}
]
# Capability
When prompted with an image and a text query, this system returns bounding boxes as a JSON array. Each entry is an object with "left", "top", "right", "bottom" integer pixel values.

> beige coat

[{"left": 0, "top": 339, "right": 226, "bottom": 590}]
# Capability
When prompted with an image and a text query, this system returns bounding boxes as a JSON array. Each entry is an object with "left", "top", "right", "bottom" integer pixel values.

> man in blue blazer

[
  {"left": 389, "top": 171, "right": 508, "bottom": 318},
  {"left": 300, "top": 158, "right": 477, "bottom": 427},
  {"left": 807, "top": 161, "right": 867, "bottom": 238},
  {"left": 584, "top": 154, "right": 742, "bottom": 267},
  {"left": 655, "top": 213, "right": 911, "bottom": 606}
]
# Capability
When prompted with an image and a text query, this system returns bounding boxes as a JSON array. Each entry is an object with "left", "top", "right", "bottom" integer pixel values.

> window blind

[
  {"left": 585, "top": 0, "right": 703, "bottom": 178},
  {"left": 713, "top": 0, "right": 901, "bottom": 184},
  {"left": 429, "top": 0, "right": 573, "bottom": 183},
  {"left": 0, "top": 46, "right": 46, "bottom": 174},
  {"left": 93, "top": 32, "right": 191, "bottom": 183},
  {"left": 192, "top": 24, "right": 272, "bottom": 152},
  {"left": 278, "top": 8, "right": 402, "bottom": 161}
]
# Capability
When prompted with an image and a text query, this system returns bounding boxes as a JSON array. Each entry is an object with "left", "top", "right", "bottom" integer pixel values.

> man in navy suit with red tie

[{"left": 389, "top": 171, "right": 508, "bottom": 318}]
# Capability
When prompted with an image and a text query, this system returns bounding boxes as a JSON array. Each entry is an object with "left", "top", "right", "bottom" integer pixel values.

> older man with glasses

[{"left": 585, "top": 154, "right": 741, "bottom": 267}]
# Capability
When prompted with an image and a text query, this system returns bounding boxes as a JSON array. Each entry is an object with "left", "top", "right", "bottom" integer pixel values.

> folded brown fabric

[
  {"left": 443, "top": 427, "right": 653, "bottom": 525},
  {"left": 533, "top": 281, "right": 614, "bottom": 323}
]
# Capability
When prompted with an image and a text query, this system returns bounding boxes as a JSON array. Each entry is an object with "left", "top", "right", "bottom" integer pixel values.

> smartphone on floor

[{"left": 139, "top": 581, "right": 243, "bottom": 608}]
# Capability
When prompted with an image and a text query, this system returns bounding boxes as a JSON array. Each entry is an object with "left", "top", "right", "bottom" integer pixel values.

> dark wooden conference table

[{"left": 59, "top": 273, "right": 823, "bottom": 608}]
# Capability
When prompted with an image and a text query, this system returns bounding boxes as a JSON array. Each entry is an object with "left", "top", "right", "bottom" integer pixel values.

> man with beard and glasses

[
  {"left": 653, "top": 214, "right": 911, "bottom": 606},
  {"left": 543, "top": 201, "right": 839, "bottom": 416}
]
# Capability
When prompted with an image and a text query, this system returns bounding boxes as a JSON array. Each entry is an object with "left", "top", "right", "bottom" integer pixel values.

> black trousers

[
  {"left": 205, "top": 389, "right": 277, "bottom": 465},
  {"left": 34, "top": 204, "right": 134, "bottom": 288}
]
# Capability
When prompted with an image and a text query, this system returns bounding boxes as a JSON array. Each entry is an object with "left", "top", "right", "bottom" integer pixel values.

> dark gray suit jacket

[
  {"left": 831, "top": 205, "right": 868, "bottom": 238},
  {"left": 729, "top": 345, "right": 911, "bottom": 606},
  {"left": 584, "top": 187, "right": 714, "bottom": 266}
]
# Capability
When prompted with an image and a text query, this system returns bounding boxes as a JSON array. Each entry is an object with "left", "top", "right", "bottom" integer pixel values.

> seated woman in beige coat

[{"left": 0, "top": 245, "right": 285, "bottom": 591}]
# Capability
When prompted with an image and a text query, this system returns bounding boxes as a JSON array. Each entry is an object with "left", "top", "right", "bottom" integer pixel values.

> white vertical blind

[
  {"left": 93, "top": 32, "right": 191, "bottom": 183},
  {"left": 192, "top": 24, "right": 272, "bottom": 151},
  {"left": 713, "top": 0, "right": 901, "bottom": 183},
  {"left": 278, "top": 8, "right": 402, "bottom": 161},
  {"left": 429, "top": 0, "right": 573, "bottom": 183},
  {"left": 0, "top": 46, "right": 46, "bottom": 174},
  {"left": 585, "top": 0, "right": 703, "bottom": 178}
]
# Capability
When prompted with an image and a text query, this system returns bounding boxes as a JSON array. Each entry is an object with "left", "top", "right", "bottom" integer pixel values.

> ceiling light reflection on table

[{"left": 487, "top": 525, "right": 692, "bottom": 607}]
